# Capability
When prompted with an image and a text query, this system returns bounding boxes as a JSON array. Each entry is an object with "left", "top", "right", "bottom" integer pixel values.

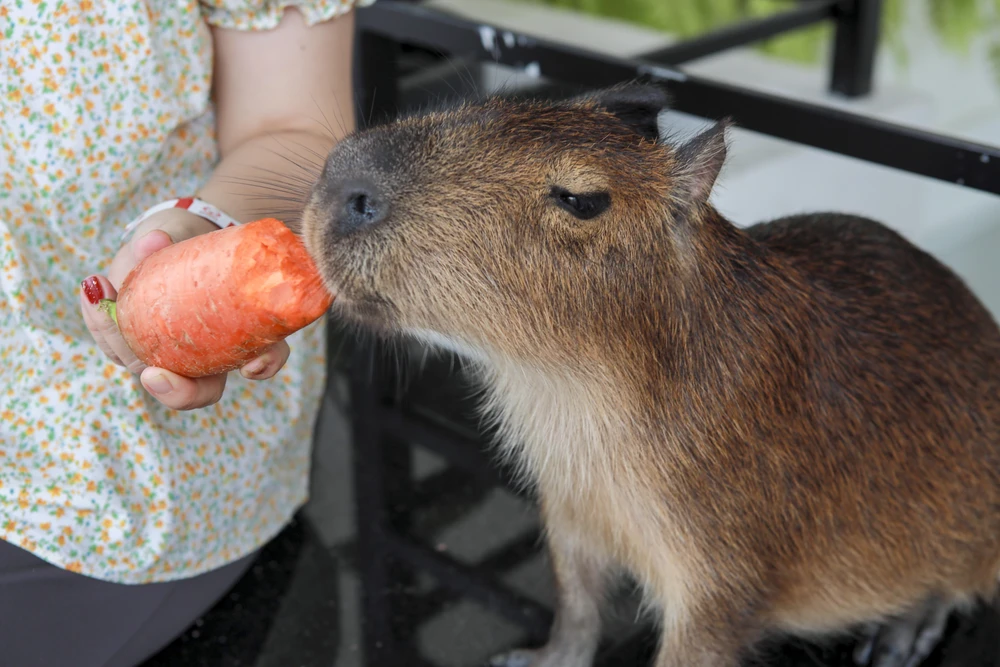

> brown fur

[{"left": 301, "top": 83, "right": 1000, "bottom": 666}]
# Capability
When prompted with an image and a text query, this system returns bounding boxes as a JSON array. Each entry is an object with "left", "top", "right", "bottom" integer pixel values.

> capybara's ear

[
  {"left": 570, "top": 82, "right": 673, "bottom": 142},
  {"left": 673, "top": 119, "right": 731, "bottom": 204}
]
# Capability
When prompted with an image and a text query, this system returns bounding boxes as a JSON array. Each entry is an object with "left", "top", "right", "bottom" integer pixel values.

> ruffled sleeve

[{"left": 199, "top": 0, "right": 376, "bottom": 31}]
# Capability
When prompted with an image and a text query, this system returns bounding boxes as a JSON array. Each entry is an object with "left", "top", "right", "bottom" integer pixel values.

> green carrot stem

[{"left": 98, "top": 299, "right": 118, "bottom": 326}]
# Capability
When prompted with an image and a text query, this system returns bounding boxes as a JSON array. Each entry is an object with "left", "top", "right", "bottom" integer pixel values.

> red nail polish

[{"left": 81, "top": 276, "right": 104, "bottom": 305}]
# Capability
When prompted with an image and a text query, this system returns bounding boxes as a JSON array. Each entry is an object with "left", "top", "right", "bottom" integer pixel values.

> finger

[
  {"left": 132, "top": 228, "right": 174, "bottom": 260},
  {"left": 79, "top": 289, "right": 124, "bottom": 366},
  {"left": 80, "top": 275, "right": 141, "bottom": 369},
  {"left": 239, "top": 341, "right": 291, "bottom": 380},
  {"left": 108, "top": 229, "right": 174, "bottom": 289},
  {"left": 140, "top": 367, "right": 228, "bottom": 411}
]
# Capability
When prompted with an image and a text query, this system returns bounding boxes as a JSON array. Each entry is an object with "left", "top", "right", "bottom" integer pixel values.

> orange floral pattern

[{"left": 0, "top": 0, "right": 371, "bottom": 584}]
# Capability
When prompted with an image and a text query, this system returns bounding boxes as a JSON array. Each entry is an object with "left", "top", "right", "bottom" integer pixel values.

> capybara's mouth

[{"left": 326, "top": 285, "right": 403, "bottom": 334}]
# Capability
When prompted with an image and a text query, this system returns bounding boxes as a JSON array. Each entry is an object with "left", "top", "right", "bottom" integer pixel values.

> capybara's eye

[{"left": 550, "top": 186, "right": 611, "bottom": 221}]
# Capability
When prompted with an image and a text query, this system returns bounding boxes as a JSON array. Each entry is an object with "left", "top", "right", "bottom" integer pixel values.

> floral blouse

[{"left": 0, "top": 0, "right": 373, "bottom": 584}]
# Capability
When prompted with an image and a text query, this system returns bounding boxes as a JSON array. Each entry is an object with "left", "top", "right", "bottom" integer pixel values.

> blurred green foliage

[{"left": 515, "top": 0, "right": 1000, "bottom": 74}]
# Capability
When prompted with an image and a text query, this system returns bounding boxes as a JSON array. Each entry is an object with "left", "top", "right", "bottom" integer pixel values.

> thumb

[
  {"left": 108, "top": 229, "right": 174, "bottom": 289},
  {"left": 132, "top": 229, "right": 174, "bottom": 262}
]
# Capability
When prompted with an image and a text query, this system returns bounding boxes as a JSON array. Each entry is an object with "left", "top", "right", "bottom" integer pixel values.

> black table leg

[
  {"left": 829, "top": 0, "right": 883, "bottom": 97},
  {"left": 349, "top": 343, "right": 401, "bottom": 666},
  {"left": 356, "top": 23, "right": 401, "bottom": 130}
]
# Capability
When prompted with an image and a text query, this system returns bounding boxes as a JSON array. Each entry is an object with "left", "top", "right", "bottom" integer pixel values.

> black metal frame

[{"left": 340, "top": 2, "right": 1000, "bottom": 665}]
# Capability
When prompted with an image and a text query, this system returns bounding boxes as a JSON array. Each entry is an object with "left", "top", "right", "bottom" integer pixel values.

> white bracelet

[{"left": 122, "top": 197, "right": 242, "bottom": 241}]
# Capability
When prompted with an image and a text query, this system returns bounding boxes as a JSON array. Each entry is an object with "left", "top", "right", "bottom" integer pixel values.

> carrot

[{"left": 99, "top": 217, "right": 334, "bottom": 378}]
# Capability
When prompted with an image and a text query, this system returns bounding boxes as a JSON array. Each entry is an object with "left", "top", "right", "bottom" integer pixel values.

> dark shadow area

[{"left": 142, "top": 517, "right": 342, "bottom": 667}]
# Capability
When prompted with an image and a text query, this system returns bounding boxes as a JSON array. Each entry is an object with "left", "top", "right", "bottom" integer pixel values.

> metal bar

[
  {"left": 349, "top": 29, "right": 410, "bottom": 664},
  {"left": 640, "top": 0, "right": 837, "bottom": 65},
  {"left": 381, "top": 408, "right": 526, "bottom": 495},
  {"left": 356, "top": 2, "right": 652, "bottom": 90},
  {"left": 383, "top": 531, "right": 554, "bottom": 641},
  {"left": 349, "top": 345, "right": 401, "bottom": 666},
  {"left": 355, "top": 1, "right": 1000, "bottom": 195},
  {"left": 830, "top": 0, "right": 884, "bottom": 97},
  {"left": 411, "top": 466, "right": 480, "bottom": 509},
  {"left": 664, "top": 75, "right": 1000, "bottom": 192},
  {"left": 382, "top": 434, "right": 422, "bottom": 646},
  {"left": 356, "top": 29, "right": 401, "bottom": 130},
  {"left": 407, "top": 529, "right": 543, "bottom": 624}
]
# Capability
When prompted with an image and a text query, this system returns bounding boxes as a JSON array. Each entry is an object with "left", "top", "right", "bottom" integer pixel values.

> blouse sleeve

[{"left": 198, "top": 0, "right": 376, "bottom": 31}]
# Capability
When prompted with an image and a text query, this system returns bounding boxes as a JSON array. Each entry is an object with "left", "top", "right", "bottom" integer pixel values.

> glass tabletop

[{"left": 421, "top": 0, "right": 1000, "bottom": 142}]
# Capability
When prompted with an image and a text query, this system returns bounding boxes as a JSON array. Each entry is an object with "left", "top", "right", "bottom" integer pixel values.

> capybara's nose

[{"left": 337, "top": 180, "right": 388, "bottom": 234}]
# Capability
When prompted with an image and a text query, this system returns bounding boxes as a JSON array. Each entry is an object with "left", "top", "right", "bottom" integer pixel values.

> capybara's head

[{"left": 302, "top": 83, "right": 729, "bottom": 366}]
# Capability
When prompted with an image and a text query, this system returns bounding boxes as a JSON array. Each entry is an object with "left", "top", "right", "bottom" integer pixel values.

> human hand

[{"left": 79, "top": 211, "right": 292, "bottom": 411}]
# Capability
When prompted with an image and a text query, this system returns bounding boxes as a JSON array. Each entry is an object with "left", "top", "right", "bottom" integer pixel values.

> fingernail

[
  {"left": 81, "top": 276, "right": 104, "bottom": 305},
  {"left": 144, "top": 372, "right": 174, "bottom": 396},
  {"left": 242, "top": 359, "right": 268, "bottom": 377}
]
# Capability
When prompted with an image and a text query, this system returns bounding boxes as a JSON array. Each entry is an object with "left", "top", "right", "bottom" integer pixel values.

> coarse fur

[{"left": 300, "top": 82, "right": 1000, "bottom": 666}]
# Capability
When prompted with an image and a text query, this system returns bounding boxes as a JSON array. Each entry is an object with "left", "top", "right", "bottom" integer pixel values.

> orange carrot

[{"left": 100, "top": 218, "right": 334, "bottom": 378}]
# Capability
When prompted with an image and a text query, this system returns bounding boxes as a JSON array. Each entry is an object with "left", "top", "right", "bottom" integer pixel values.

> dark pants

[{"left": 0, "top": 538, "right": 256, "bottom": 667}]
